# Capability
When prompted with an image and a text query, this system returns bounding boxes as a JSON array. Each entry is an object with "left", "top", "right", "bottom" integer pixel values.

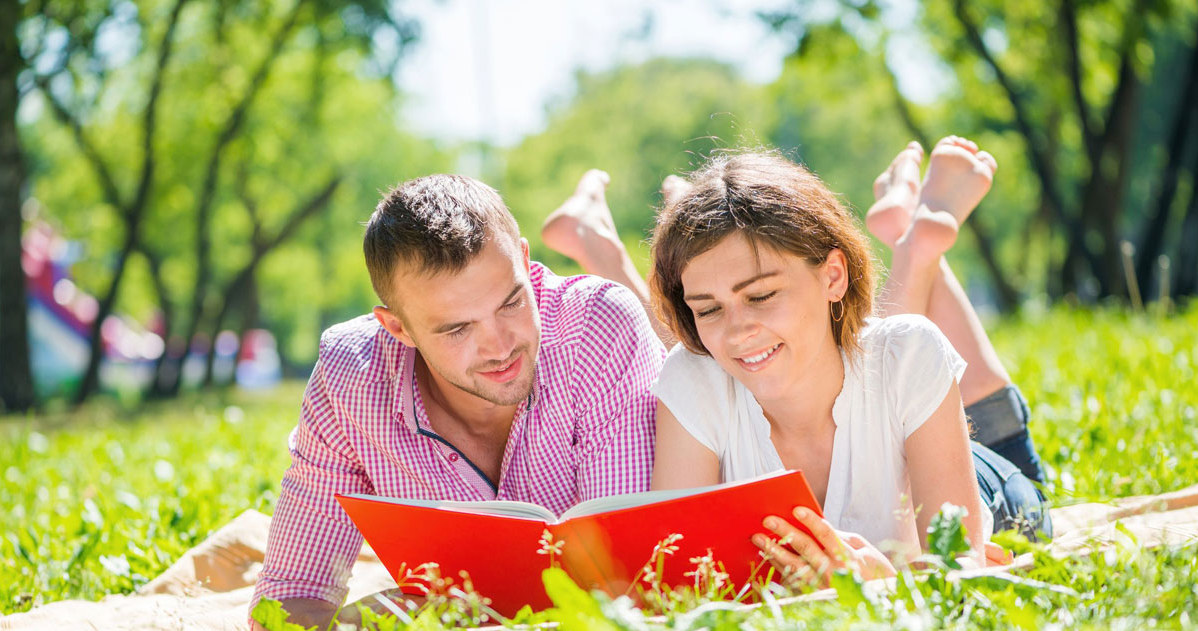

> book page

[
  {"left": 340, "top": 494, "right": 557, "bottom": 522},
  {"left": 559, "top": 469, "right": 793, "bottom": 520}
]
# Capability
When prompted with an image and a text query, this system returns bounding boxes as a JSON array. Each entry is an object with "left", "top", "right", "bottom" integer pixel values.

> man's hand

[
  {"left": 251, "top": 592, "right": 428, "bottom": 631},
  {"left": 751, "top": 506, "right": 896, "bottom": 588},
  {"left": 250, "top": 598, "right": 337, "bottom": 631}
]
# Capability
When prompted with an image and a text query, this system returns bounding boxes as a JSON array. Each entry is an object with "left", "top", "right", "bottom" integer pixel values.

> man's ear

[
  {"left": 373, "top": 305, "right": 416, "bottom": 347},
  {"left": 822, "top": 248, "right": 849, "bottom": 301},
  {"left": 520, "top": 237, "right": 531, "bottom": 274}
]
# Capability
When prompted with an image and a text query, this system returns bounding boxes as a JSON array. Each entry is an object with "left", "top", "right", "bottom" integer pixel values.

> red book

[{"left": 336, "top": 469, "right": 821, "bottom": 616}]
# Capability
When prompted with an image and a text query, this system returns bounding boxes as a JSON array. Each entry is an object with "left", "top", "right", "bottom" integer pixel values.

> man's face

[{"left": 376, "top": 233, "right": 541, "bottom": 407}]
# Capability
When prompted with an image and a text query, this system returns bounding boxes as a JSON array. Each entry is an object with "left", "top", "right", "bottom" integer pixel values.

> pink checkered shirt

[{"left": 252, "top": 263, "right": 665, "bottom": 610}]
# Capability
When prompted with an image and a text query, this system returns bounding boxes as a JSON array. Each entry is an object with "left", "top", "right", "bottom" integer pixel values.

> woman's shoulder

[
  {"left": 659, "top": 342, "right": 728, "bottom": 385},
  {"left": 652, "top": 343, "right": 739, "bottom": 455},
  {"left": 857, "top": 314, "right": 951, "bottom": 361},
  {"left": 860, "top": 313, "right": 942, "bottom": 343}
]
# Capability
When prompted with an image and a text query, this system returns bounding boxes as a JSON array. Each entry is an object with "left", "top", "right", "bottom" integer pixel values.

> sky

[{"left": 392, "top": 0, "right": 949, "bottom": 147}]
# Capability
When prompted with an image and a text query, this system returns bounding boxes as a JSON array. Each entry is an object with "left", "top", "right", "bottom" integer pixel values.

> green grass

[
  {"left": 2, "top": 384, "right": 302, "bottom": 613},
  {"left": 5, "top": 305, "right": 1198, "bottom": 627}
]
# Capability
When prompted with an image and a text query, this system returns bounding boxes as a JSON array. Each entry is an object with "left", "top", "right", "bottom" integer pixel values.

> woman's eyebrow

[{"left": 683, "top": 271, "right": 780, "bottom": 301}]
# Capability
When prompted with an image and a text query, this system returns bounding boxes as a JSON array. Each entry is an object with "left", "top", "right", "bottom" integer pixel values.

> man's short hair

[{"left": 364, "top": 174, "right": 520, "bottom": 309}]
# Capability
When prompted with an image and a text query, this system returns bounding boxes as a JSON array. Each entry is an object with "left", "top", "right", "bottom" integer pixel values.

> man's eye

[
  {"left": 748, "top": 291, "right": 777, "bottom": 304},
  {"left": 503, "top": 297, "right": 523, "bottom": 310},
  {"left": 447, "top": 326, "right": 469, "bottom": 338}
]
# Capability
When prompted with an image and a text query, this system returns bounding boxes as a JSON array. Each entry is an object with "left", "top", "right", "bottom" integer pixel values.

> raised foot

[
  {"left": 894, "top": 204, "right": 960, "bottom": 268},
  {"left": 660, "top": 174, "right": 693, "bottom": 207},
  {"left": 920, "top": 135, "right": 997, "bottom": 225},
  {"left": 866, "top": 141, "right": 924, "bottom": 247},
  {"left": 541, "top": 169, "right": 624, "bottom": 271}
]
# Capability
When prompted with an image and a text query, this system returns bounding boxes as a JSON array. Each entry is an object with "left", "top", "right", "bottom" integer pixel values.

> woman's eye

[
  {"left": 695, "top": 306, "right": 720, "bottom": 318},
  {"left": 748, "top": 291, "right": 777, "bottom": 304}
]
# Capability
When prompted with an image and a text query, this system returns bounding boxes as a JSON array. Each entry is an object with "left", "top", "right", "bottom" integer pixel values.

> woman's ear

[{"left": 822, "top": 248, "right": 849, "bottom": 301}]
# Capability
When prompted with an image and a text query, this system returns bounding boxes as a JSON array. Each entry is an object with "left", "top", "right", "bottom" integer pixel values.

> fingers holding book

[{"left": 752, "top": 506, "right": 896, "bottom": 588}]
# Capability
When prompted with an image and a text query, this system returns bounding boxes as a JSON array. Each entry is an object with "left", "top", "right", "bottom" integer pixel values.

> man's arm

[
  {"left": 250, "top": 358, "right": 372, "bottom": 627},
  {"left": 572, "top": 283, "right": 666, "bottom": 500}
]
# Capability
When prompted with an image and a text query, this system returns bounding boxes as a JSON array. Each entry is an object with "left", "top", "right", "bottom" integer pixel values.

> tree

[
  {"left": 0, "top": 0, "right": 34, "bottom": 413},
  {"left": 19, "top": 0, "right": 436, "bottom": 403},
  {"left": 763, "top": 0, "right": 1198, "bottom": 304}
]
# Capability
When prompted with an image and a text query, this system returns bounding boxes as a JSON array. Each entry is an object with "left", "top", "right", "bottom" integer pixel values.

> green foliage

[
  {"left": 926, "top": 503, "right": 971, "bottom": 569},
  {"left": 19, "top": 0, "right": 453, "bottom": 368},
  {"left": 1, "top": 384, "right": 302, "bottom": 613},
  {"left": 541, "top": 567, "right": 621, "bottom": 631}
]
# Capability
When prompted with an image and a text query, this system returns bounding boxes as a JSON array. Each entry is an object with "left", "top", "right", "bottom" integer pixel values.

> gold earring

[{"left": 830, "top": 300, "right": 845, "bottom": 322}]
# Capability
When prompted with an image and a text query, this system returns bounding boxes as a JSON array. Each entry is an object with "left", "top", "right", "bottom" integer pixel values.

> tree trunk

[
  {"left": 1077, "top": 52, "right": 1141, "bottom": 299},
  {"left": 1173, "top": 150, "right": 1198, "bottom": 298},
  {"left": 199, "top": 175, "right": 340, "bottom": 387},
  {"left": 1136, "top": 39, "right": 1198, "bottom": 296},
  {"left": 142, "top": 246, "right": 178, "bottom": 398},
  {"left": 168, "top": 3, "right": 302, "bottom": 397},
  {"left": 71, "top": 0, "right": 187, "bottom": 404},
  {"left": 0, "top": 0, "right": 35, "bottom": 413},
  {"left": 951, "top": 0, "right": 1104, "bottom": 289}
]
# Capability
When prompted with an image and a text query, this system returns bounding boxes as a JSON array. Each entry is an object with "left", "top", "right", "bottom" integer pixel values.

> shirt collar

[{"left": 398, "top": 345, "right": 419, "bottom": 434}]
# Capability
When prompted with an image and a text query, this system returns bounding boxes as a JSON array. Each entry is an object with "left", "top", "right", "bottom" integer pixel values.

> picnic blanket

[{"left": 4, "top": 486, "right": 1197, "bottom": 631}]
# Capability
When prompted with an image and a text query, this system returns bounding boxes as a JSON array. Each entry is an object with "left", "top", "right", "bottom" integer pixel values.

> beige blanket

[{"left": 5, "top": 487, "right": 1196, "bottom": 631}]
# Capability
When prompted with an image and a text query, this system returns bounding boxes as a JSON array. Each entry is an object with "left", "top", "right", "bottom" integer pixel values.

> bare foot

[
  {"left": 893, "top": 203, "right": 960, "bottom": 270},
  {"left": 541, "top": 169, "right": 625, "bottom": 271},
  {"left": 919, "top": 136, "right": 997, "bottom": 225},
  {"left": 866, "top": 141, "right": 924, "bottom": 247},
  {"left": 660, "top": 174, "right": 693, "bottom": 208}
]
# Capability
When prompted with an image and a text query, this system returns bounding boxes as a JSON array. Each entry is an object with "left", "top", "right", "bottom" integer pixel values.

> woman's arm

[
  {"left": 650, "top": 399, "right": 721, "bottom": 490},
  {"left": 905, "top": 379, "right": 986, "bottom": 563}
]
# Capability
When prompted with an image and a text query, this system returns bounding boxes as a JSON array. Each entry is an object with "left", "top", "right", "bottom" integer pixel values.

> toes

[
  {"left": 579, "top": 169, "right": 610, "bottom": 190},
  {"left": 976, "top": 150, "right": 998, "bottom": 173},
  {"left": 934, "top": 136, "right": 956, "bottom": 151},
  {"left": 905, "top": 141, "right": 925, "bottom": 161},
  {"left": 661, "top": 175, "right": 692, "bottom": 205},
  {"left": 575, "top": 169, "right": 610, "bottom": 199},
  {"left": 935, "top": 135, "right": 978, "bottom": 154}
]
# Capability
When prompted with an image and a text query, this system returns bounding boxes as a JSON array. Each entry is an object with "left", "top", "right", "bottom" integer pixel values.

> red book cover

[{"left": 336, "top": 469, "right": 821, "bottom": 615}]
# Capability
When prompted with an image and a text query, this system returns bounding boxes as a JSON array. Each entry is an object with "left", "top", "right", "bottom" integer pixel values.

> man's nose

[{"left": 477, "top": 319, "right": 515, "bottom": 360}]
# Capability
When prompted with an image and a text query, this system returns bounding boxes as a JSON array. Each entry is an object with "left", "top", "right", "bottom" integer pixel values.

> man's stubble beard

[{"left": 436, "top": 346, "right": 537, "bottom": 407}]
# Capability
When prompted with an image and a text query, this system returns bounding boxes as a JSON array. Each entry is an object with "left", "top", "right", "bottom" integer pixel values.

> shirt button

[{"left": 448, "top": 452, "right": 459, "bottom": 462}]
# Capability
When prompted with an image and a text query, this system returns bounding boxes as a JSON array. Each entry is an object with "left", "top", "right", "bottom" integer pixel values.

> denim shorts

[
  {"left": 971, "top": 440, "right": 1052, "bottom": 541},
  {"left": 965, "top": 385, "right": 1046, "bottom": 484},
  {"left": 965, "top": 385, "right": 1052, "bottom": 540}
]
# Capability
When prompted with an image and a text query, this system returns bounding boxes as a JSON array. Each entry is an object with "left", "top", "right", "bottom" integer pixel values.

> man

[{"left": 250, "top": 174, "right": 664, "bottom": 627}]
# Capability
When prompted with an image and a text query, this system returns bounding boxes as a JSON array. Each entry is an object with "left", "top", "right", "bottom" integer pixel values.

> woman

[{"left": 644, "top": 140, "right": 1047, "bottom": 583}]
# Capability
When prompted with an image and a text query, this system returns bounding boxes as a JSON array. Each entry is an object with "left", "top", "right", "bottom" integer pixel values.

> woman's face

[{"left": 680, "top": 232, "right": 847, "bottom": 403}]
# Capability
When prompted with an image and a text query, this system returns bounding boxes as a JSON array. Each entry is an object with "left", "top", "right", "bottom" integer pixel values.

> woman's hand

[{"left": 752, "top": 506, "right": 896, "bottom": 588}]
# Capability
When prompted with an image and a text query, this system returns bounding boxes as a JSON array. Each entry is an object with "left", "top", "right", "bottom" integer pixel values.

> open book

[{"left": 336, "top": 469, "right": 821, "bottom": 615}]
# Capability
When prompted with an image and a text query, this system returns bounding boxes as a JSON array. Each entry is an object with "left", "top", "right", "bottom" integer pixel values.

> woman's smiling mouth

[{"left": 735, "top": 343, "right": 782, "bottom": 371}]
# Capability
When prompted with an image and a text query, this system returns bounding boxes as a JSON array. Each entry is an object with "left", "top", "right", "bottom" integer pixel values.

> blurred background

[{"left": 2, "top": 0, "right": 1197, "bottom": 411}]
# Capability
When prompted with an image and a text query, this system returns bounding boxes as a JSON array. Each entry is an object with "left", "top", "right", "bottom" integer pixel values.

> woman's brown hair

[{"left": 650, "top": 151, "right": 876, "bottom": 358}]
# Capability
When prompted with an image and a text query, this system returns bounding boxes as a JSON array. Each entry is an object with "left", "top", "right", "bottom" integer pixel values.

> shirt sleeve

[
  {"left": 881, "top": 315, "right": 968, "bottom": 439},
  {"left": 650, "top": 345, "right": 726, "bottom": 456},
  {"left": 250, "top": 358, "right": 373, "bottom": 615},
  {"left": 571, "top": 283, "right": 666, "bottom": 501}
]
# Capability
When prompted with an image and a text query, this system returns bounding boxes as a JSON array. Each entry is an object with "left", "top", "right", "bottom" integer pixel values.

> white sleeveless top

[{"left": 651, "top": 314, "right": 991, "bottom": 549}]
